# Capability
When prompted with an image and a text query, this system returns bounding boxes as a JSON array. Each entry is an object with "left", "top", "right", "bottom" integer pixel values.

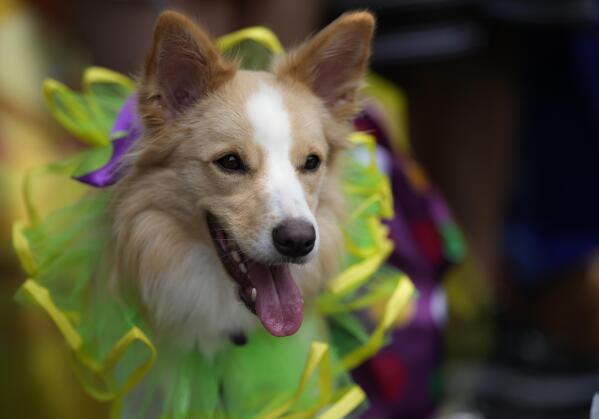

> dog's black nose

[
  {"left": 272, "top": 218, "right": 316, "bottom": 258},
  {"left": 229, "top": 331, "right": 247, "bottom": 346}
]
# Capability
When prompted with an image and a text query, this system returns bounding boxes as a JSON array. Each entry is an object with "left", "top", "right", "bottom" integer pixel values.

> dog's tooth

[
  {"left": 232, "top": 251, "right": 241, "bottom": 263},
  {"left": 251, "top": 288, "right": 257, "bottom": 302},
  {"left": 239, "top": 263, "right": 248, "bottom": 274}
]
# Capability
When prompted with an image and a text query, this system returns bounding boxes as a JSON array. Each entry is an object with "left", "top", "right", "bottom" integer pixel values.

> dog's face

[
  {"left": 174, "top": 73, "right": 328, "bottom": 266},
  {"left": 113, "top": 11, "right": 374, "bottom": 348}
]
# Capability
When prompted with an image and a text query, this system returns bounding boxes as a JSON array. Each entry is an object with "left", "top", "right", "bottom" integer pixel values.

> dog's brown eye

[
  {"left": 215, "top": 154, "right": 245, "bottom": 172},
  {"left": 303, "top": 154, "right": 321, "bottom": 172}
]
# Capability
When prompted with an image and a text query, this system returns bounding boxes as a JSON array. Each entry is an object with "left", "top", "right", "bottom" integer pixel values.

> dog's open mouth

[{"left": 206, "top": 213, "right": 303, "bottom": 337}]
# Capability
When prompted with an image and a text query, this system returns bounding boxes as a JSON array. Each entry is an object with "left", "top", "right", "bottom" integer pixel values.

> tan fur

[
  {"left": 110, "top": 11, "right": 375, "bottom": 350},
  {"left": 273, "top": 11, "right": 375, "bottom": 121},
  {"left": 138, "top": 11, "right": 236, "bottom": 129}
]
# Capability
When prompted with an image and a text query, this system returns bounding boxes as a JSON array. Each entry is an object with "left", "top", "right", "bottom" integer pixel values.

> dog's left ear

[
  {"left": 138, "top": 11, "right": 236, "bottom": 127},
  {"left": 274, "top": 11, "right": 375, "bottom": 121}
]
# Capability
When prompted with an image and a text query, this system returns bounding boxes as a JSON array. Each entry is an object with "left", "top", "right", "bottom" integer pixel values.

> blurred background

[{"left": 2, "top": 0, "right": 599, "bottom": 418}]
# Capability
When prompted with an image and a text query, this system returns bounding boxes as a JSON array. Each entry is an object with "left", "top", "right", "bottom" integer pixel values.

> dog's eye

[
  {"left": 303, "top": 154, "right": 321, "bottom": 172},
  {"left": 215, "top": 154, "right": 245, "bottom": 172}
]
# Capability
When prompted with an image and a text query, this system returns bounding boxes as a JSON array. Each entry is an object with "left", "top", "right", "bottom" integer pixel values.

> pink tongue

[{"left": 248, "top": 263, "right": 303, "bottom": 337}]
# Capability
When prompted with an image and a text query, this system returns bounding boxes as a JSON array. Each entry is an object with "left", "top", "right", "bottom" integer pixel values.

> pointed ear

[
  {"left": 138, "top": 11, "right": 236, "bottom": 126},
  {"left": 274, "top": 11, "right": 375, "bottom": 120}
]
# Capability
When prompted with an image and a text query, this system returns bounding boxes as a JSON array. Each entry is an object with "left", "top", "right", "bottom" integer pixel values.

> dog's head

[{"left": 113, "top": 11, "right": 374, "bottom": 341}]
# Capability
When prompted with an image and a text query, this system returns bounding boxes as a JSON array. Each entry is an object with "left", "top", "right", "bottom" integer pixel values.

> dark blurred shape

[
  {"left": 331, "top": 0, "right": 598, "bottom": 65},
  {"left": 66, "top": 0, "right": 323, "bottom": 74},
  {"left": 486, "top": 0, "right": 597, "bottom": 24},
  {"left": 506, "top": 27, "right": 599, "bottom": 288}
]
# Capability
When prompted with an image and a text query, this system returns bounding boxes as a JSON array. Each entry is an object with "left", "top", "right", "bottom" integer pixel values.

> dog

[{"left": 110, "top": 10, "right": 375, "bottom": 357}]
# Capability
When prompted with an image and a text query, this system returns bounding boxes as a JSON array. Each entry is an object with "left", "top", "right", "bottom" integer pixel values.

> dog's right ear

[
  {"left": 138, "top": 11, "right": 235, "bottom": 127},
  {"left": 273, "top": 12, "right": 375, "bottom": 122}
]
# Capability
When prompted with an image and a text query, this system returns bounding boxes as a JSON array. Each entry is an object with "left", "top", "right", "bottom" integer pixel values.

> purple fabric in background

[
  {"left": 353, "top": 109, "right": 459, "bottom": 419},
  {"left": 75, "top": 94, "right": 141, "bottom": 187}
]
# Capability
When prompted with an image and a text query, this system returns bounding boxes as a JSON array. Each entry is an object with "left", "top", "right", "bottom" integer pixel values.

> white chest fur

[{"left": 139, "top": 243, "right": 257, "bottom": 356}]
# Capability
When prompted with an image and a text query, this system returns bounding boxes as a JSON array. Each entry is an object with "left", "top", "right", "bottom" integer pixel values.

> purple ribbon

[{"left": 75, "top": 94, "right": 142, "bottom": 187}]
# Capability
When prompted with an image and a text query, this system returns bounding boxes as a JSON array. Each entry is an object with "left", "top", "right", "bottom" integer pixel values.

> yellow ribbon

[
  {"left": 281, "top": 385, "right": 366, "bottom": 419},
  {"left": 318, "top": 128, "right": 416, "bottom": 373},
  {"left": 328, "top": 236, "right": 393, "bottom": 296},
  {"left": 319, "top": 270, "right": 399, "bottom": 315},
  {"left": 83, "top": 67, "right": 136, "bottom": 94},
  {"left": 259, "top": 341, "right": 331, "bottom": 419},
  {"left": 341, "top": 274, "right": 414, "bottom": 370},
  {"left": 21, "top": 280, "right": 83, "bottom": 350},
  {"left": 326, "top": 131, "right": 399, "bottom": 296},
  {"left": 19, "top": 279, "right": 156, "bottom": 403},
  {"left": 259, "top": 341, "right": 367, "bottom": 419},
  {"left": 43, "top": 67, "right": 135, "bottom": 148},
  {"left": 319, "top": 386, "right": 366, "bottom": 419},
  {"left": 347, "top": 131, "right": 395, "bottom": 219},
  {"left": 349, "top": 132, "right": 378, "bottom": 169},
  {"left": 328, "top": 218, "right": 393, "bottom": 296},
  {"left": 22, "top": 158, "right": 81, "bottom": 225},
  {"left": 363, "top": 73, "right": 410, "bottom": 154},
  {"left": 43, "top": 79, "right": 108, "bottom": 147},
  {"left": 218, "top": 26, "right": 284, "bottom": 55},
  {"left": 15, "top": 192, "right": 156, "bottom": 403},
  {"left": 12, "top": 222, "right": 37, "bottom": 276}
]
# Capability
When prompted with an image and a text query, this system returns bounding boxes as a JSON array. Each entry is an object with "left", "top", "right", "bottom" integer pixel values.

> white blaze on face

[{"left": 246, "top": 83, "right": 318, "bottom": 253}]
